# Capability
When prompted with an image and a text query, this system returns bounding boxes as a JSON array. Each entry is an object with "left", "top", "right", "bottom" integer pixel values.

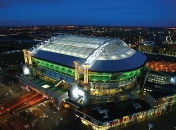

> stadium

[{"left": 18, "top": 34, "right": 147, "bottom": 109}]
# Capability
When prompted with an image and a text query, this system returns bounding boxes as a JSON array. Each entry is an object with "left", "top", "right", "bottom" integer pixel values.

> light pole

[{"left": 148, "top": 123, "right": 153, "bottom": 130}]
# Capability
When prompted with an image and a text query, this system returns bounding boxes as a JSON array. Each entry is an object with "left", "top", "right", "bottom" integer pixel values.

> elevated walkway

[
  {"left": 65, "top": 98, "right": 84, "bottom": 108},
  {"left": 120, "top": 87, "right": 138, "bottom": 100},
  {"left": 120, "top": 87, "right": 133, "bottom": 96}
]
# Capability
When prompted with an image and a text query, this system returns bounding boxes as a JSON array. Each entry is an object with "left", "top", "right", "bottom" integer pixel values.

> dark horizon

[{"left": 1, "top": 24, "right": 176, "bottom": 28}]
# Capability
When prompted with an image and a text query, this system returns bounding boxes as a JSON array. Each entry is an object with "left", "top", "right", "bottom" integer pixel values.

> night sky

[{"left": 0, "top": 0, "right": 176, "bottom": 27}]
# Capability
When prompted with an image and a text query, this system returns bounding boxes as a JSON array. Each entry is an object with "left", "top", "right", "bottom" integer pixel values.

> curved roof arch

[{"left": 31, "top": 34, "right": 147, "bottom": 73}]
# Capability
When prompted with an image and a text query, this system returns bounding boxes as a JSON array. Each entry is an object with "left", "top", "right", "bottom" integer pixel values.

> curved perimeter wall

[{"left": 32, "top": 57, "right": 142, "bottom": 83}]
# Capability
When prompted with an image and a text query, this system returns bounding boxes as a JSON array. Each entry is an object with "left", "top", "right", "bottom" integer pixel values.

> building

[
  {"left": 159, "top": 72, "right": 176, "bottom": 85},
  {"left": 146, "top": 70, "right": 170, "bottom": 85},
  {"left": 143, "top": 81, "right": 176, "bottom": 93},
  {"left": 18, "top": 34, "right": 147, "bottom": 108},
  {"left": 144, "top": 90, "right": 176, "bottom": 112},
  {"left": 145, "top": 61, "right": 176, "bottom": 85},
  {"left": 18, "top": 75, "right": 68, "bottom": 110},
  {"left": 0, "top": 39, "right": 41, "bottom": 52},
  {"left": 75, "top": 99, "right": 154, "bottom": 129},
  {"left": 146, "top": 61, "right": 176, "bottom": 73},
  {"left": 137, "top": 42, "right": 176, "bottom": 57},
  {"left": 74, "top": 84, "right": 176, "bottom": 129},
  {"left": 137, "top": 41, "right": 159, "bottom": 54}
]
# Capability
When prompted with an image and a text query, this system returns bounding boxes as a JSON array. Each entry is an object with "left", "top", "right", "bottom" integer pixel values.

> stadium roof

[{"left": 30, "top": 34, "right": 147, "bottom": 72}]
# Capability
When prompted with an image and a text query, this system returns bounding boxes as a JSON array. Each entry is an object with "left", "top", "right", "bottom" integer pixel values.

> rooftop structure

[
  {"left": 146, "top": 90, "right": 175, "bottom": 99},
  {"left": 76, "top": 99, "right": 151, "bottom": 125},
  {"left": 144, "top": 90, "right": 176, "bottom": 108},
  {"left": 30, "top": 34, "right": 146, "bottom": 72}
]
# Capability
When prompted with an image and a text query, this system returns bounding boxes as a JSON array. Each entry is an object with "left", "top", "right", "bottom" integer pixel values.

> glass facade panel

[
  {"left": 55, "top": 73, "right": 61, "bottom": 79},
  {"left": 50, "top": 71, "right": 56, "bottom": 78}
]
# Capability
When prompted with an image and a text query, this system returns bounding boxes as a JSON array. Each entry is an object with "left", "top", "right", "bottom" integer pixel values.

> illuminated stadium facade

[{"left": 19, "top": 34, "right": 147, "bottom": 108}]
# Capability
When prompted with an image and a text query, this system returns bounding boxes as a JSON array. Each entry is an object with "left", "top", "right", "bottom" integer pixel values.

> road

[{"left": 0, "top": 90, "right": 45, "bottom": 122}]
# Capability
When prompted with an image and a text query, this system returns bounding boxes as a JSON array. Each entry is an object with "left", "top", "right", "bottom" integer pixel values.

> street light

[{"left": 148, "top": 123, "right": 153, "bottom": 130}]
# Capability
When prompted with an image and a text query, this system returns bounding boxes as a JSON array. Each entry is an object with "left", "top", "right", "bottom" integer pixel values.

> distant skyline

[{"left": 0, "top": 0, "right": 176, "bottom": 27}]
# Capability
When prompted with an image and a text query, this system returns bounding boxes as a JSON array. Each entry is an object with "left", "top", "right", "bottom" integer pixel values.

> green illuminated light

[
  {"left": 32, "top": 57, "right": 75, "bottom": 77},
  {"left": 32, "top": 57, "right": 142, "bottom": 83}
]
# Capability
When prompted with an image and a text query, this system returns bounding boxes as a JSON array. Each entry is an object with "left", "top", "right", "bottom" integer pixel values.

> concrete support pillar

[
  {"left": 26, "top": 51, "right": 32, "bottom": 65},
  {"left": 22, "top": 49, "right": 32, "bottom": 65},
  {"left": 74, "top": 61, "right": 79, "bottom": 80},
  {"left": 22, "top": 49, "right": 28, "bottom": 64}
]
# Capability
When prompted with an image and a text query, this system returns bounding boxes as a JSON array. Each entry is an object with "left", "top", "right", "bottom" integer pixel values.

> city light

[
  {"left": 22, "top": 64, "right": 30, "bottom": 75},
  {"left": 0, "top": 26, "right": 176, "bottom": 130},
  {"left": 72, "top": 87, "right": 84, "bottom": 98}
]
